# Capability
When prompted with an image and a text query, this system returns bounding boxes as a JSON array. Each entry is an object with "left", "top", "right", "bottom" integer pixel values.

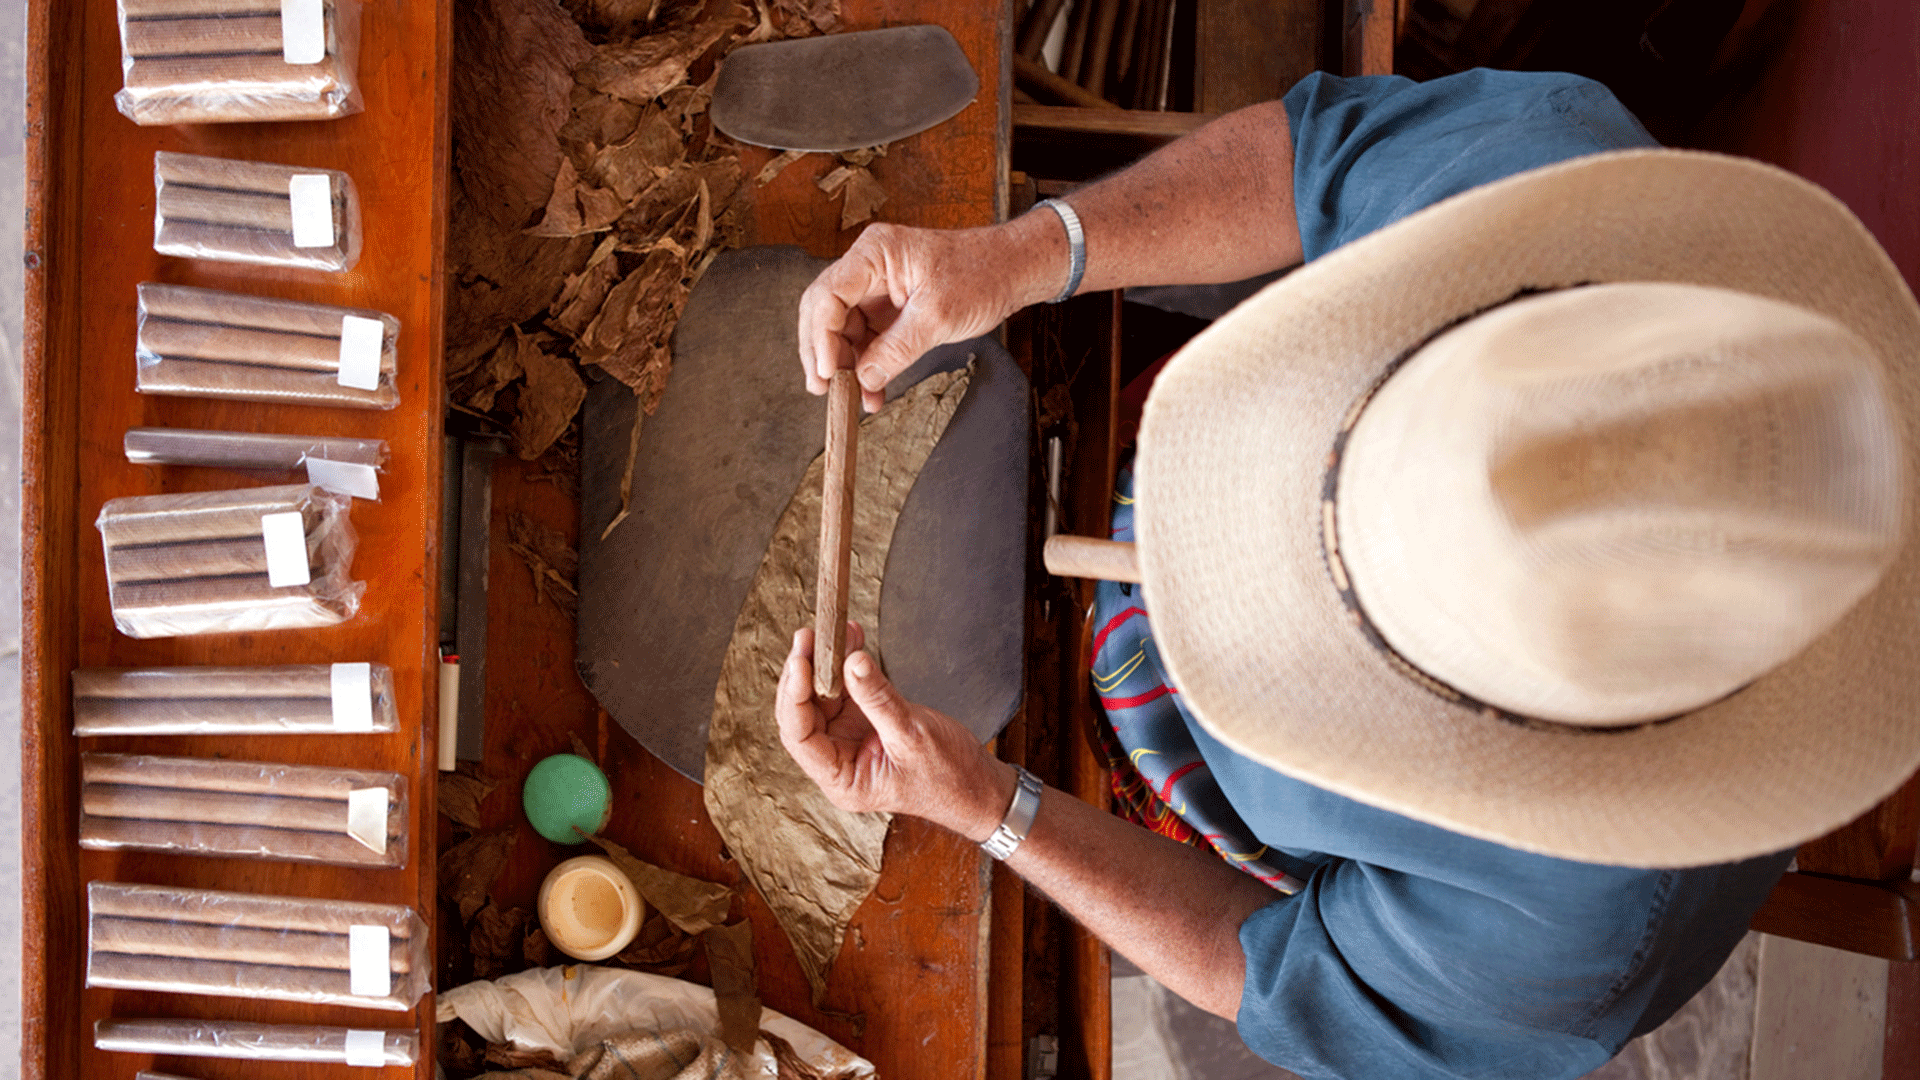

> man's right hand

[{"left": 796, "top": 214, "right": 1069, "bottom": 410}]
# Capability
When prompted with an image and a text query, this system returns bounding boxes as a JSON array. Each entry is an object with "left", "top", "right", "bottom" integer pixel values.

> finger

[
  {"left": 844, "top": 621, "right": 866, "bottom": 654},
  {"left": 808, "top": 253, "right": 890, "bottom": 384},
  {"left": 852, "top": 306, "right": 942, "bottom": 403},
  {"left": 774, "top": 629, "right": 819, "bottom": 744},
  {"left": 844, "top": 649, "right": 914, "bottom": 739}
]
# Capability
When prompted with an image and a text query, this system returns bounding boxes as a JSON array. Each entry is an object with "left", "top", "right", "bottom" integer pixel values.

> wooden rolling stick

[{"left": 813, "top": 371, "right": 860, "bottom": 699}]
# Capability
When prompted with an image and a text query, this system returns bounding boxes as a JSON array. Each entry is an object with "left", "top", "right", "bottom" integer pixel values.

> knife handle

[{"left": 814, "top": 371, "right": 860, "bottom": 699}]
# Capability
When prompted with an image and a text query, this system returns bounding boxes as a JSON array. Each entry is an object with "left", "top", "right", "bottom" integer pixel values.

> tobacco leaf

[
  {"left": 578, "top": 248, "right": 689, "bottom": 402},
  {"left": 704, "top": 921, "right": 760, "bottom": 1056},
  {"left": 523, "top": 925, "right": 553, "bottom": 967},
  {"left": 470, "top": 904, "right": 531, "bottom": 980},
  {"left": 561, "top": 86, "right": 646, "bottom": 161},
  {"left": 703, "top": 365, "right": 973, "bottom": 1003},
  {"left": 507, "top": 331, "right": 589, "bottom": 460},
  {"left": 583, "top": 832, "right": 734, "bottom": 936},
  {"left": 615, "top": 909, "right": 699, "bottom": 975},
  {"left": 570, "top": 731, "right": 597, "bottom": 764},
  {"left": 756, "top": 149, "right": 809, "bottom": 186},
  {"left": 550, "top": 237, "right": 624, "bottom": 338},
  {"left": 836, "top": 145, "right": 884, "bottom": 169},
  {"left": 439, "top": 768, "right": 499, "bottom": 830},
  {"left": 528, "top": 156, "right": 628, "bottom": 238},
  {"left": 441, "top": 828, "right": 518, "bottom": 923},
  {"left": 835, "top": 167, "right": 887, "bottom": 230},
  {"left": 573, "top": 10, "right": 746, "bottom": 104},
  {"left": 759, "top": 0, "right": 839, "bottom": 38},
  {"left": 507, "top": 511, "right": 581, "bottom": 612},
  {"left": 621, "top": 158, "right": 743, "bottom": 241},
  {"left": 587, "top": 109, "right": 688, "bottom": 201},
  {"left": 762, "top": 1029, "right": 860, "bottom": 1080}
]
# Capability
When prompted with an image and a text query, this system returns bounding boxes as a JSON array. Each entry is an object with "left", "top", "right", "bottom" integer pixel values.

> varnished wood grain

[{"left": 24, "top": 0, "right": 451, "bottom": 1077}]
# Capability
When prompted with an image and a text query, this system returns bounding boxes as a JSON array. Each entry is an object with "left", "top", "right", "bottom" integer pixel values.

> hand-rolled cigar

[
  {"left": 106, "top": 535, "right": 320, "bottom": 584},
  {"left": 125, "top": 428, "right": 390, "bottom": 470},
  {"left": 138, "top": 320, "right": 394, "bottom": 374},
  {"left": 156, "top": 184, "right": 296, "bottom": 233},
  {"left": 122, "top": 0, "right": 288, "bottom": 17},
  {"left": 156, "top": 220, "right": 351, "bottom": 272},
  {"left": 81, "top": 814, "right": 403, "bottom": 867},
  {"left": 90, "top": 915, "right": 414, "bottom": 973},
  {"left": 97, "top": 1018, "right": 420, "bottom": 1066},
  {"left": 74, "top": 695, "right": 398, "bottom": 735},
  {"left": 82, "top": 753, "right": 394, "bottom": 800},
  {"left": 108, "top": 578, "right": 356, "bottom": 638},
  {"left": 136, "top": 356, "right": 397, "bottom": 409},
  {"left": 89, "top": 882, "right": 420, "bottom": 939},
  {"left": 85, "top": 952, "right": 408, "bottom": 1010},
  {"left": 83, "top": 783, "right": 370, "bottom": 834},
  {"left": 139, "top": 282, "right": 398, "bottom": 340},
  {"left": 74, "top": 663, "right": 360, "bottom": 699},
  {"left": 154, "top": 150, "right": 328, "bottom": 197},
  {"left": 97, "top": 484, "right": 321, "bottom": 547},
  {"left": 136, "top": 1072, "right": 201, "bottom": 1080},
  {"left": 122, "top": 14, "right": 284, "bottom": 58}
]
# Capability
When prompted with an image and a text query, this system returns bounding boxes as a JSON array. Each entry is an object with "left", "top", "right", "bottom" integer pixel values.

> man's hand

[
  {"left": 776, "top": 623, "right": 1015, "bottom": 841},
  {"left": 796, "top": 217, "right": 1065, "bottom": 411}
]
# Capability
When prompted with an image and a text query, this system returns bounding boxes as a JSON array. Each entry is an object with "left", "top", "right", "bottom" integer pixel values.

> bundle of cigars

[
  {"left": 97, "top": 1019, "right": 419, "bottom": 1068},
  {"left": 96, "top": 483, "right": 364, "bottom": 638},
  {"left": 79, "top": 752, "right": 408, "bottom": 868},
  {"left": 86, "top": 882, "right": 431, "bottom": 1011},
  {"left": 72, "top": 662, "right": 398, "bottom": 736},
  {"left": 135, "top": 282, "right": 398, "bottom": 409},
  {"left": 116, "top": 0, "right": 364, "bottom": 125},
  {"left": 152, "top": 153, "right": 362, "bottom": 272}
]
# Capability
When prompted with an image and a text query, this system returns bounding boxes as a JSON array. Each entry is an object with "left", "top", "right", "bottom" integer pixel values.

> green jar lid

[{"left": 522, "top": 754, "right": 613, "bottom": 845}]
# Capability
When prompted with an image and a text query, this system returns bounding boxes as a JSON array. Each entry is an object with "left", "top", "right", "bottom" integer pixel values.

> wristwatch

[{"left": 980, "top": 765, "right": 1044, "bottom": 861}]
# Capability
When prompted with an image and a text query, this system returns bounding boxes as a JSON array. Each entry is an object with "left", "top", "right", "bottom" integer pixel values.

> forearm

[{"left": 960, "top": 761, "right": 1280, "bottom": 1020}]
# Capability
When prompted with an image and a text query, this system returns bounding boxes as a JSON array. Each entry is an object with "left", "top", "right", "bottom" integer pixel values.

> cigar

[
  {"left": 81, "top": 815, "right": 402, "bottom": 867},
  {"left": 90, "top": 916, "right": 414, "bottom": 973},
  {"left": 140, "top": 283, "right": 392, "bottom": 338},
  {"left": 83, "top": 784, "right": 378, "bottom": 834},
  {"left": 138, "top": 320, "right": 395, "bottom": 374},
  {"left": 122, "top": 14, "right": 284, "bottom": 58},
  {"left": 86, "top": 952, "right": 407, "bottom": 1009},
  {"left": 156, "top": 185, "right": 297, "bottom": 233},
  {"left": 120, "top": 88, "right": 354, "bottom": 127},
  {"left": 125, "top": 428, "right": 390, "bottom": 471},
  {"left": 97, "top": 484, "right": 320, "bottom": 547},
  {"left": 156, "top": 220, "right": 352, "bottom": 272},
  {"left": 136, "top": 356, "right": 398, "bottom": 409},
  {"left": 153, "top": 151, "right": 339, "bottom": 197},
  {"left": 74, "top": 696, "right": 368, "bottom": 735},
  {"left": 88, "top": 882, "right": 420, "bottom": 939},
  {"left": 81, "top": 753, "right": 386, "bottom": 799},
  {"left": 121, "top": 0, "right": 288, "bottom": 17},
  {"left": 106, "top": 535, "right": 319, "bottom": 583},
  {"left": 97, "top": 1018, "right": 420, "bottom": 1066},
  {"left": 74, "top": 663, "right": 355, "bottom": 699},
  {"left": 108, "top": 578, "right": 355, "bottom": 638}
]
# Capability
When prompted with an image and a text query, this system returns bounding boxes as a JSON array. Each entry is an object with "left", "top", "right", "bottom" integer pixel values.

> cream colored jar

[{"left": 537, "top": 855, "right": 646, "bottom": 961}]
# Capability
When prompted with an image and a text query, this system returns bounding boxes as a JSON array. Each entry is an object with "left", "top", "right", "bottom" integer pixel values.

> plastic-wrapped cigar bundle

[
  {"left": 86, "top": 882, "right": 432, "bottom": 1011},
  {"left": 115, "top": 0, "right": 364, "bottom": 125},
  {"left": 135, "top": 282, "right": 399, "bottom": 410},
  {"left": 127, "top": 427, "right": 389, "bottom": 499},
  {"left": 153, "top": 152, "right": 361, "bottom": 272},
  {"left": 79, "top": 753, "right": 409, "bottom": 868},
  {"left": 98, "top": 1018, "right": 419, "bottom": 1067},
  {"left": 96, "top": 484, "right": 363, "bottom": 638},
  {"left": 72, "top": 662, "right": 398, "bottom": 736}
]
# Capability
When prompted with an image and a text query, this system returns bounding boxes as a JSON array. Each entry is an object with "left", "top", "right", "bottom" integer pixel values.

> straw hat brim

[{"left": 1133, "top": 149, "right": 1920, "bottom": 868}]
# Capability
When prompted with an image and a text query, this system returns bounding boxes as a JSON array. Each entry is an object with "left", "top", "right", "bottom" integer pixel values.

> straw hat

[{"left": 1133, "top": 150, "right": 1920, "bottom": 868}]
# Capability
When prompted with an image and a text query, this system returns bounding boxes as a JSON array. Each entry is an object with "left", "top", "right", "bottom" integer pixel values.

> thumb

[
  {"left": 845, "top": 650, "right": 913, "bottom": 736},
  {"left": 853, "top": 309, "right": 942, "bottom": 397}
]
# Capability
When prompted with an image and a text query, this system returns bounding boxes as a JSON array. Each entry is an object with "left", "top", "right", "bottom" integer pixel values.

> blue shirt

[{"left": 1112, "top": 69, "right": 1794, "bottom": 1080}]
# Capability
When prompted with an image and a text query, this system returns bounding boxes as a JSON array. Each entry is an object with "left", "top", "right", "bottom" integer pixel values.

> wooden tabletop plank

[{"left": 24, "top": 0, "right": 451, "bottom": 1076}]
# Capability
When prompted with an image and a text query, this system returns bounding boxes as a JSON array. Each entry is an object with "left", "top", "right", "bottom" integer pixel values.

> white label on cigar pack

[
  {"left": 260, "top": 511, "right": 310, "bottom": 587},
  {"left": 288, "top": 174, "right": 335, "bottom": 248},
  {"left": 349, "top": 925, "right": 391, "bottom": 998},
  {"left": 307, "top": 457, "right": 380, "bottom": 500},
  {"left": 331, "top": 662, "right": 375, "bottom": 732},
  {"left": 347, "top": 787, "right": 389, "bottom": 854},
  {"left": 282, "top": 0, "right": 326, "bottom": 64},
  {"left": 337, "top": 315, "right": 385, "bottom": 390},
  {"left": 344, "top": 1028, "right": 385, "bottom": 1067}
]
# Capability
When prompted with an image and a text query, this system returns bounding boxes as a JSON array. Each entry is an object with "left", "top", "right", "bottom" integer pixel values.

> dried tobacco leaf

[
  {"left": 704, "top": 921, "right": 760, "bottom": 1056},
  {"left": 550, "top": 238, "right": 624, "bottom": 338},
  {"left": 439, "top": 768, "right": 499, "bottom": 830},
  {"left": 573, "top": 10, "right": 745, "bottom": 104},
  {"left": 471, "top": 904, "right": 531, "bottom": 980},
  {"left": 577, "top": 248, "right": 689, "bottom": 401},
  {"left": 703, "top": 366, "right": 973, "bottom": 1003},
  {"left": 835, "top": 168, "right": 887, "bottom": 230},
  {"left": 508, "top": 332, "right": 589, "bottom": 460},
  {"left": 587, "top": 110, "right": 688, "bottom": 201},
  {"left": 614, "top": 909, "right": 699, "bottom": 975},
  {"left": 441, "top": 829, "right": 518, "bottom": 923},
  {"left": 561, "top": 87, "right": 647, "bottom": 159},
  {"left": 507, "top": 512, "right": 581, "bottom": 612},
  {"left": 523, "top": 925, "right": 553, "bottom": 967},
  {"left": 756, "top": 149, "right": 809, "bottom": 186},
  {"left": 528, "top": 157, "right": 628, "bottom": 238},
  {"left": 583, "top": 832, "right": 734, "bottom": 936}
]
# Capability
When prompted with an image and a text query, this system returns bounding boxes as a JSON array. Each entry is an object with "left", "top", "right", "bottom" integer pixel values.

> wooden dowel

[
  {"left": 74, "top": 664, "right": 343, "bottom": 699},
  {"left": 137, "top": 356, "right": 397, "bottom": 408},
  {"left": 98, "top": 485, "right": 318, "bottom": 547},
  {"left": 157, "top": 185, "right": 296, "bottom": 233},
  {"left": 122, "top": 14, "right": 283, "bottom": 59},
  {"left": 1044, "top": 535, "right": 1141, "bottom": 583},
  {"left": 80, "top": 815, "right": 399, "bottom": 867},
  {"left": 80, "top": 754, "right": 390, "bottom": 802},
  {"left": 122, "top": 0, "right": 286, "bottom": 16},
  {"left": 86, "top": 952, "right": 405, "bottom": 1008},
  {"left": 1085, "top": 0, "right": 1123, "bottom": 97},
  {"left": 1114, "top": 0, "right": 1144, "bottom": 81},
  {"left": 1014, "top": 54, "right": 1122, "bottom": 110},
  {"left": 90, "top": 916, "right": 413, "bottom": 973},
  {"left": 1061, "top": 0, "right": 1095, "bottom": 84},
  {"left": 139, "top": 283, "right": 388, "bottom": 339},
  {"left": 82, "top": 784, "right": 377, "bottom": 834},
  {"left": 813, "top": 371, "right": 860, "bottom": 699},
  {"left": 89, "top": 883, "right": 417, "bottom": 938},
  {"left": 140, "top": 318, "right": 393, "bottom": 374},
  {"left": 1017, "top": 0, "right": 1070, "bottom": 58}
]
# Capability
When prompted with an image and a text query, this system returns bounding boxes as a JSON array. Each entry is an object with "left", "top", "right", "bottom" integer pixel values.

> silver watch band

[
  {"left": 1037, "top": 198, "right": 1086, "bottom": 304},
  {"left": 980, "top": 765, "right": 1044, "bottom": 861}
]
